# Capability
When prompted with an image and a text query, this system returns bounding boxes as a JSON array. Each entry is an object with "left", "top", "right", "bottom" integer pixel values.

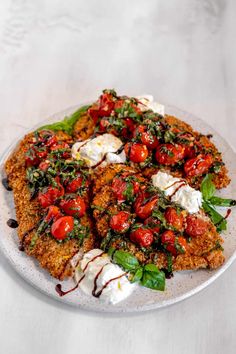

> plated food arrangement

[{"left": 3, "top": 90, "right": 236, "bottom": 306}]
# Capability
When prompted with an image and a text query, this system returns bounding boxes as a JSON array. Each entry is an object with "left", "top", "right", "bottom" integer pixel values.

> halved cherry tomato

[
  {"left": 45, "top": 135, "right": 58, "bottom": 147},
  {"left": 143, "top": 217, "right": 160, "bottom": 233},
  {"left": 39, "top": 161, "right": 50, "bottom": 172},
  {"left": 155, "top": 143, "right": 185, "bottom": 165},
  {"left": 185, "top": 215, "right": 208, "bottom": 237},
  {"left": 161, "top": 230, "right": 177, "bottom": 256},
  {"left": 37, "top": 148, "right": 48, "bottom": 160},
  {"left": 130, "top": 227, "right": 154, "bottom": 247},
  {"left": 60, "top": 196, "right": 86, "bottom": 218},
  {"left": 51, "top": 216, "right": 74, "bottom": 240},
  {"left": 134, "top": 125, "right": 159, "bottom": 149},
  {"left": 110, "top": 211, "right": 131, "bottom": 233},
  {"left": 134, "top": 191, "right": 158, "bottom": 219},
  {"left": 45, "top": 205, "right": 62, "bottom": 222},
  {"left": 184, "top": 154, "right": 213, "bottom": 177},
  {"left": 125, "top": 143, "right": 149, "bottom": 163},
  {"left": 165, "top": 207, "right": 184, "bottom": 231},
  {"left": 111, "top": 177, "right": 139, "bottom": 203}
]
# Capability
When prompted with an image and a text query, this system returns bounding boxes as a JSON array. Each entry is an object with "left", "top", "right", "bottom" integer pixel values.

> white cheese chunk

[
  {"left": 71, "top": 133, "right": 126, "bottom": 167},
  {"left": 152, "top": 171, "right": 202, "bottom": 213},
  {"left": 136, "top": 95, "right": 165, "bottom": 116},
  {"left": 74, "top": 249, "right": 135, "bottom": 304}
]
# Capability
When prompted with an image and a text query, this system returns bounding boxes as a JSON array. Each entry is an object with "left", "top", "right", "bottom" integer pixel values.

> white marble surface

[{"left": 0, "top": 1, "right": 236, "bottom": 353}]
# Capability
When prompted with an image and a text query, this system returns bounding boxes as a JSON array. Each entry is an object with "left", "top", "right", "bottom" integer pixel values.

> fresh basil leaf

[
  {"left": 210, "top": 196, "right": 236, "bottom": 207},
  {"left": 141, "top": 265, "right": 165, "bottom": 291},
  {"left": 112, "top": 250, "right": 140, "bottom": 271},
  {"left": 37, "top": 105, "right": 90, "bottom": 135},
  {"left": 201, "top": 174, "right": 215, "bottom": 201},
  {"left": 202, "top": 202, "right": 227, "bottom": 232},
  {"left": 131, "top": 267, "right": 143, "bottom": 283}
]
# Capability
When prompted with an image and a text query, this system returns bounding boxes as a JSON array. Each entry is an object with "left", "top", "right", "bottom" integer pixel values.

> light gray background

[{"left": 0, "top": 1, "right": 236, "bottom": 353}]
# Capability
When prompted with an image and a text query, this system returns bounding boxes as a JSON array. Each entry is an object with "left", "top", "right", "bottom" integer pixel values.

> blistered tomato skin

[
  {"left": 45, "top": 205, "right": 62, "bottom": 222},
  {"left": 165, "top": 207, "right": 184, "bottom": 231},
  {"left": 38, "top": 185, "right": 64, "bottom": 208},
  {"left": 155, "top": 144, "right": 185, "bottom": 165},
  {"left": 134, "top": 192, "right": 158, "bottom": 220},
  {"left": 60, "top": 196, "right": 86, "bottom": 218},
  {"left": 51, "top": 216, "right": 74, "bottom": 240},
  {"left": 110, "top": 211, "right": 131, "bottom": 233},
  {"left": 130, "top": 228, "right": 154, "bottom": 248},
  {"left": 161, "top": 230, "right": 177, "bottom": 256},
  {"left": 125, "top": 143, "right": 149, "bottom": 163},
  {"left": 185, "top": 215, "right": 208, "bottom": 237},
  {"left": 184, "top": 154, "right": 213, "bottom": 177},
  {"left": 134, "top": 125, "right": 159, "bottom": 150},
  {"left": 111, "top": 177, "right": 139, "bottom": 203},
  {"left": 65, "top": 176, "right": 83, "bottom": 193}
]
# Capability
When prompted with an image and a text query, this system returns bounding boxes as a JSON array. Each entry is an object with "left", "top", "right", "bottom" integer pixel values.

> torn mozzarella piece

[
  {"left": 136, "top": 95, "right": 165, "bottom": 116},
  {"left": 152, "top": 171, "right": 202, "bottom": 214},
  {"left": 74, "top": 249, "right": 135, "bottom": 304},
  {"left": 71, "top": 133, "right": 126, "bottom": 167}
]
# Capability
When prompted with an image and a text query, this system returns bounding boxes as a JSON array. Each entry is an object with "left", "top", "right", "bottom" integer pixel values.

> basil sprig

[
  {"left": 37, "top": 105, "right": 90, "bottom": 135},
  {"left": 109, "top": 249, "right": 165, "bottom": 291},
  {"left": 201, "top": 174, "right": 236, "bottom": 232}
]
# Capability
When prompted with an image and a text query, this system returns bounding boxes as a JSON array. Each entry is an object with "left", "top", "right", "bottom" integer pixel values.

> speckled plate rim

[{"left": 0, "top": 102, "right": 236, "bottom": 313}]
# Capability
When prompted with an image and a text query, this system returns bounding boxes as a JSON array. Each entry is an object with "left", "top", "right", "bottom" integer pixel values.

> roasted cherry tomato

[
  {"left": 185, "top": 215, "right": 208, "bottom": 237},
  {"left": 65, "top": 175, "right": 84, "bottom": 193},
  {"left": 45, "top": 205, "right": 62, "bottom": 222},
  {"left": 99, "top": 118, "right": 110, "bottom": 132},
  {"left": 50, "top": 142, "right": 70, "bottom": 159},
  {"left": 38, "top": 178, "right": 64, "bottom": 208},
  {"left": 37, "top": 148, "right": 48, "bottom": 160},
  {"left": 143, "top": 217, "right": 160, "bottom": 233},
  {"left": 121, "top": 118, "right": 136, "bottom": 139},
  {"left": 112, "top": 177, "right": 139, "bottom": 203},
  {"left": 125, "top": 143, "right": 149, "bottom": 163},
  {"left": 88, "top": 93, "right": 115, "bottom": 123},
  {"left": 134, "top": 125, "right": 159, "bottom": 150},
  {"left": 110, "top": 211, "right": 131, "bottom": 233},
  {"left": 130, "top": 227, "right": 154, "bottom": 248},
  {"left": 99, "top": 92, "right": 115, "bottom": 116},
  {"left": 51, "top": 216, "right": 74, "bottom": 240},
  {"left": 60, "top": 196, "right": 86, "bottom": 218},
  {"left": 184, "top": 154, "right": 213, "bottom": 177},
  {"left": 165, "top": 207, "right": 184, "bottom": 231},
  {"left": 39, "top": 161, "right": 50, "bottom": 172},
  {"left": 184, "top": 145, "right": 196, "bottom": 159},
  {"left": 161, "top": 230, "right": 177, "bottom": 256},
  {"left": 134, "top": 191, "right": 158, "bottom": 220},
  {"left": 45, "top": 135, "right": 58, "bottom": 147},
  {"left": 155, "top": 143, "right": 185, "bottom": 165},
  {"left": 25, "top": 148, "right": 40, "bottom": 167}
]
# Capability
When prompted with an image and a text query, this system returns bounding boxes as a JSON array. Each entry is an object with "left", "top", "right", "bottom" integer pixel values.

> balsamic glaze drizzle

[
  {"left": 2, "top": 178, "right": 12, "bottom": 191},
  {"left": 7, "top": 219, "right": 18, "bottom": 228}
]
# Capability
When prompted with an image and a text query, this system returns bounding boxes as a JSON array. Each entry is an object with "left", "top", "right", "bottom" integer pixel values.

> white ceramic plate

[{"left": 0, "top": 104, "right": 236, "bottom": 313}]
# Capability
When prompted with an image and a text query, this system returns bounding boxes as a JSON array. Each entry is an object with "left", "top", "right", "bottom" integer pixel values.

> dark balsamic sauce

[
  {"left": 163, "top": 269, "right": 174, "bottom": 279},
  {"left": 19, "top": 226, "right": 36, "bottom": 251},
  {"left": 55, "top": 275, "right": 85, "bottom": 297},
  {"left": 7, "top": 219, "right": 18, "bottom": 228},
  {"left": 2, "top": 178, "right": 12, "bottom": 191},
  {"left": 93, "top": 272, "right": 127, "bottom": 298},
  {"left": 91, "top": 144, "right": 125, "bottom": 170},
  {"left": 55, "top": 251, "right": 105, "bottom": 297}
]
